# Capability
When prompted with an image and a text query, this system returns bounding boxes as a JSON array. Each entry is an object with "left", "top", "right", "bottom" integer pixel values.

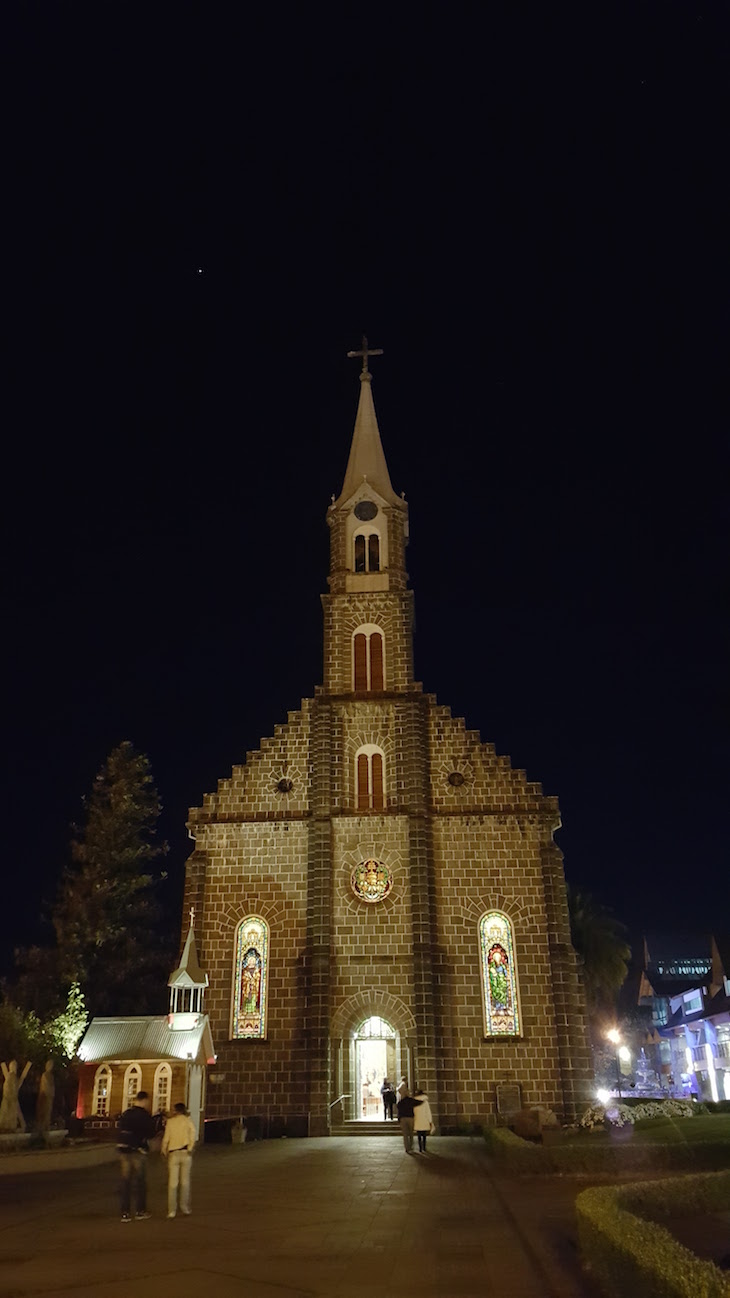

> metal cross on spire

[
  {"left": 347, "top": 335, "right": 383, "bottom": 376},
  {"left": 189, "top": 905, "right": 196, "bottom": 929}
]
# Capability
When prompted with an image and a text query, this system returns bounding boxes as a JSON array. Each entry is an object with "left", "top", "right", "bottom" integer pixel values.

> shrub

[
  {"left": 484, "top": 1125, "right": 730, "bottom": 1176},
  {"left": 482, "top": 1126, "right": 543, "bottom": 1172},
  {"left": 576, "top": 1171, "right": 730, "bottom": 1298},
  {"left": 575, "top": 1100, "right": 696, "bottom": 1131}
]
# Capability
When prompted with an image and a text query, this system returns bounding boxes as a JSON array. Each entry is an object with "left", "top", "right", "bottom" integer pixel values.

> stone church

[{"left": 182, "top": 343, "right": 591, "bottom": 1135}]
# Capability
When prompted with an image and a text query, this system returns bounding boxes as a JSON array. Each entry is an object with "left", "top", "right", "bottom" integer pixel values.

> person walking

[
  {"left": 161, "top": 1102, "right": 197, "bottom": 1219},
  {"left": 380, "top": 1079, "right": 396, "bottom": 1120},
  {"left": 413, "top": 1087, "right": 434, "bottom": 1152},
  {"left": 395, "top": 1090, "right": 423, "bottom": 1152},
  {"left": 117, "top": 1091, "right": 157, "bottom": 1222}
]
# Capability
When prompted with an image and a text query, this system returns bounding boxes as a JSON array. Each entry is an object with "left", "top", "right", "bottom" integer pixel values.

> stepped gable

[
  {"left": 190, "top": 700, "right": 312, "bottom": 823},
  {"left": 427, "top": 695, "right": 557, "bottom": 821}
]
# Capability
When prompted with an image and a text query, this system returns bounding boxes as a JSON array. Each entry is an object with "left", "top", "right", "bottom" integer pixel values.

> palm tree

[{"left": 567, "top": 885, "right": 631, "bottom": 1013}]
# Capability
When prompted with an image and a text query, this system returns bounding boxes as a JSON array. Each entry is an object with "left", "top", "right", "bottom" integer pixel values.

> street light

[{"left": 606, "top": 1029, "right": 630, "bottom": 1099}]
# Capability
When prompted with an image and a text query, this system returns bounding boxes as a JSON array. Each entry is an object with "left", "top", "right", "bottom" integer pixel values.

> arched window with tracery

[
  {"left": 478, "top": 911, "right": 522, "bottom": 1037},
  {"left": 356, "top": 745, "right": 385, "bottom": 810},
  {"left": 123, "top": 1063, "right": 142, "bottom": 1108},
  {"left": 354, "top": 529, "right": 380, "bottom": 573},
  {"left": 232, "top": 916, "right": 269, "bottom": 1039},
  {"left": 92, "top": 1064, "right": 112, "bottom": 1117},
  {"left": 153, "top": 1063, "right": 172, "bottom": 1116},
  {"left": 353, "top": 625, "right": 385, "bottom": 691}
]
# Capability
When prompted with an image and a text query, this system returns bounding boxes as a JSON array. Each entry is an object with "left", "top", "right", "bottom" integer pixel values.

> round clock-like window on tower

[
  {"left": 351, "top": 859, "right": 392, "bottom": 903},
  {"left": 354, "top": 500, "right": 378, "bottom": 521}
]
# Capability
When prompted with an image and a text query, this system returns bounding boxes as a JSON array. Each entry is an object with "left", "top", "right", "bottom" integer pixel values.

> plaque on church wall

[
  {"left": 496, "top": 1083, "right": 522, "bottom": 1116},
  {"left": 351, "top": 859, "right": 392, "bottom": 903}
]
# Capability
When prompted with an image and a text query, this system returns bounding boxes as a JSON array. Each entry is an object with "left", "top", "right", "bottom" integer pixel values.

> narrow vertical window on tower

[
  {"left": 478, "top": 911, "right": 521, "bottom": 1037},
  {"left": 353, "top": 529, "right": 381, "bottom": 572},
  {"left": 370, "top": 632, "right": 384, "bottom": 689},
  {"left": 352, "top": 626, "right": 386, "bottom": 692},
  {"left": 354, "top": 633, "right": 368, "bottom": 690},
  {"left": 355, "top": 746, "right": 386, "bottom": 810},
  {"left": 232, "top": 916, "right": 269, "bottom": 1039}
]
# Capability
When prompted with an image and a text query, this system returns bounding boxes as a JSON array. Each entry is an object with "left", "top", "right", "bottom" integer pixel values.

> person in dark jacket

[
  {"left": 380, "top": 1079, "right": 396, "bottom": 1121},
  {"left": 117, "top": 1091, "right": 157, "bottom": 1221},
  {"left": 396, "top": 1091, "right": 423, "bottom": 1152}
]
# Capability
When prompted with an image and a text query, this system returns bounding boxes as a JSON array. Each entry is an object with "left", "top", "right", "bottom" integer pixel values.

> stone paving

[{"left": 0, "top": 1137, "right": 598, "bottom": 1298}]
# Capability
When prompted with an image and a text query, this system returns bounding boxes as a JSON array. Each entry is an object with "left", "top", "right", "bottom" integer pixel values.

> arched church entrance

[
  {"left": 329, "top": 994, "right": 417, "bottom": 1127},
  {"left": 355, "top": 1016, "right": 396, "bottom": 1119}
]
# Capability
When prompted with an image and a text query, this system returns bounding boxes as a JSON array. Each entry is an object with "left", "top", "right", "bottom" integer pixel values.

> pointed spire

[
  {"left": 335, "top": 337, "right": 402, "bottom": 508},
  {"left": 168, "top": 909, "right": 208, "bottom": 991}
]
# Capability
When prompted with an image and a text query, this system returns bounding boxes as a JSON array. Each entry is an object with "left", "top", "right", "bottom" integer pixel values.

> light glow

[{"left": 705, "top": 1044, "right": 719, "bottom": 1102}]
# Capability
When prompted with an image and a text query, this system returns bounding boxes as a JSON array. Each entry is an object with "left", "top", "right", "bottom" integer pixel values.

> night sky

[{"left": 3, "top": 4, "right": 728, "bottom": 976}]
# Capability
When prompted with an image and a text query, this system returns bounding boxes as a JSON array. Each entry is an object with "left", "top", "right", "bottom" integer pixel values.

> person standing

[
  {"left": 395, "top": 1090, "right": 423, "bottom": 1153},
  {"left": 117, "top": 1091, "right": 157, "bottom": 1222},
  {"left": 380, "top": 1079, "right": 396, "bottom": 1120},
  {"left": 413, "top": 1088, "right": 433, "bottom": 1152},
  {"left": 161, "top": 1102, "right": 196, "bottom": 1219},
  {"left": 396, "top": 1076, "right": 409, "bottom": 1101}
]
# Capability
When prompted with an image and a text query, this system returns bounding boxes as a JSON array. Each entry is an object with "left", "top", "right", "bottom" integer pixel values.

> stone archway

[{"left": 330, "top": 993, "right": 417, "bottom": 1126}]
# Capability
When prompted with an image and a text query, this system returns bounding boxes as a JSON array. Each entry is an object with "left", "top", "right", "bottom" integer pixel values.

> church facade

[{"left": 182, "top": 347, "right": 591, "bottom": 1135}]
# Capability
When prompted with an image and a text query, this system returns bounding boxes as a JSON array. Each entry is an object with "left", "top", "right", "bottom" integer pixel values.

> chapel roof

[{"left": 77, "top": 1015, "right": 215, "bottom": 1065}]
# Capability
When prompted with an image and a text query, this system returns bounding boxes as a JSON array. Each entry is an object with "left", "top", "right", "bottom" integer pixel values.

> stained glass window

[
  {"left": 232, "top": 916, "right": 269, "bottom": 1039},
  {"left": 479, "top": 911, "right": 521, "bottom": 1037},
  {"left": 351, "top": 859, "right": 392, "bottom": 903}
]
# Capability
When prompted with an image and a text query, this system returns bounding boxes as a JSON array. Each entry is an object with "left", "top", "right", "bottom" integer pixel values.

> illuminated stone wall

[
  {"left": 181, "top": 391, "right": 591, "bottom": 1133},
  {"left": 183, "top": 680, "right": 591, "bottom": 1131}
]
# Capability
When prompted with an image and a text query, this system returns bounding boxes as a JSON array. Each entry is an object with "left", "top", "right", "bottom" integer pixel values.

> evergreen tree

[
  {"left": 53, "top": 742, "right": 170, "bottom": 1017},
  {"left": 567, "top": 884, "right": 631, "bottom": 1014}
]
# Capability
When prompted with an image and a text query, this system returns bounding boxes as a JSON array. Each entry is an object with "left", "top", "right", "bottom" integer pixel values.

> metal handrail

[{"left": 329, "top": 1094, "right": 351, "bottom": 1110}]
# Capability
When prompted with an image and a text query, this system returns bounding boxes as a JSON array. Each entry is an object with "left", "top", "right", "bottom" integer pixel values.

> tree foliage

[
  {"left": 52, "top": 742, "right": 171, "bottom": 1017},
  {"left": 0, "top": 983, "right": 86, "bottom": 1069},
  {"left": 567, "top": 884, "right": 631, "bottom": 1014}
]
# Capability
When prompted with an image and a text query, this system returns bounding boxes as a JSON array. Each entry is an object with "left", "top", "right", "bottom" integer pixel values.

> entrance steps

[{"left": 333, "top": 1120, "right": 401, "bottom": 1137}]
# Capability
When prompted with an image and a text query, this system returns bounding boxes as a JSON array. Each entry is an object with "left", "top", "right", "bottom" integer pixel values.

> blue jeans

[{"left": 119, "top": 1150, "right": 147, "bottom": 1215}]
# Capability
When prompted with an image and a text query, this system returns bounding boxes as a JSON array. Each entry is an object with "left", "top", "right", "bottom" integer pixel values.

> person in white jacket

[
  {"left": 413, "top": 1088, "right": 434, "bottom": 1152},
  {"left": 161, "top": 1103, "right": 196, "bottom": 1218}
]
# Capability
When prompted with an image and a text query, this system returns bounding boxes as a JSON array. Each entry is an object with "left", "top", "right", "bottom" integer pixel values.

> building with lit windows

[
  {"left": 180, "top": 346, "right": 591, "bottom": 1135},
  {"left": 76, "top": 918, "right": 215, "bottom": 1137},
  {"left": 640, "top": 934, "right": 730, "bottom": 1101}
]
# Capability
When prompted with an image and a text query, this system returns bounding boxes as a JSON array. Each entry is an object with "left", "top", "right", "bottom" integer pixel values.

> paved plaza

[{"left": 0, "top": 1136, "right": 598, "bottom": 1298}]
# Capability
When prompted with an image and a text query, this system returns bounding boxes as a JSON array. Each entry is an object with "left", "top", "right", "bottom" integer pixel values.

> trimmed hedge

[
  {"left": 575, "top": 1170, "right": 730, "bottom": 1298},
  {"left": 483, "top": 1126, "right": 730, "bottom": 1175},
  {"left": 482, "top": 1126, "right": 544, "bottom": 1172}
]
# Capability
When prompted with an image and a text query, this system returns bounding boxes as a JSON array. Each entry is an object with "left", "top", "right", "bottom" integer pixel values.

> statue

[
  {"left": 0, "top": 1060, "right": 32, "bottom": 1133},
  {"left": 35, "top": 1060, "right": 55, "bottom": 1132}
]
